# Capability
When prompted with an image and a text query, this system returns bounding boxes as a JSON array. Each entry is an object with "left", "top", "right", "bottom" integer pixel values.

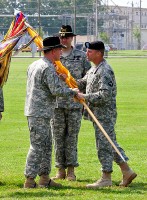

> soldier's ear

[{"left": 96, "top": 50, "right": 101, "bottom": 55}]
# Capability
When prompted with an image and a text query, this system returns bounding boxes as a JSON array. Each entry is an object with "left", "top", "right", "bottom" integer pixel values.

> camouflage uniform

[
  {"left": 24, "top": 57, "right": 76, "bottom": 178},
  {"left": 77, "top": 59, "right": 128, "bottom": 172},
  {"left": 0, "top": 87, "right": 4, "bottom": 112},
  {"left": 52, "top": 48, "right": 91, "bottom": 168}
]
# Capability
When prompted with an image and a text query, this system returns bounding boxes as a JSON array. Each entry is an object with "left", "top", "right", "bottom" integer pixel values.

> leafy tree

[
  {"left": 0, "top": 0, "right": 103, "bottom": 37},
  {"left": 99, "top": 32, "right": 110, "bottom": 44},
  {"left": 133, "top": 26, "right": 141, "bottom": 50}
]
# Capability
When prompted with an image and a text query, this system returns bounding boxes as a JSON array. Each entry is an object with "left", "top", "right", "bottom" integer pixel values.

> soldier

[
  {"left": 76, "top": 41, "right": 137, "bottom": 188},
  {"left": 52, "top": 25, "right": 91, "bottom": 181},
  {"left": 24, "top": 36, "right": 79, "bottom": 188},
  {"left": 0, "top": 87, "right": 4, "bottom": 120}
]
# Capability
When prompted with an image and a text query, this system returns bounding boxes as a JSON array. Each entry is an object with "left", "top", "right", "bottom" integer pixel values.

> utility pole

[
  {"left": 126, "top": 16, "right": 128, "bottom": 50},
  {"left": 139, "top": 0, "right": 142, "bottom": 49},
  {"left": 38, "top": 0, "right": 41, "bottom": 56},
  {"left": 38, "top": 0, "right": 41, "bottom": 37},
  {"left": 95, "top": 0, "right": 98, "bottom": 40},
  {"left": 131, "top": 1, "right": 134, "bottom": 49},
  {"left": 74, "top": 0, "right": 76, "bottom": 45}
]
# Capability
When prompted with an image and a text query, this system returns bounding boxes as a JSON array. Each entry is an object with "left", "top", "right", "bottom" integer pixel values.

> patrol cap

[{"left": 85, "top": 41, "right": 105, "bottom": 51}]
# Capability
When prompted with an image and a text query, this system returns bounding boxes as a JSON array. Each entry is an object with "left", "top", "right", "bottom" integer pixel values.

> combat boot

[
  {"left": 52, "top": 168, "right": 66, "bottom": 180},
  {"left": 24, "top": 177, "right": 37, "bottom": 188},
  {"left": 86, "top": 178, "right": 112, "bottom": 189},
  {"left": 86, "top": 172, "right": 112, "bottom": 189},
  {"left": 119, "top": 169, "right": 137, "bottom": 187},
  {"left": 66, "top": 166, "right": 76, "bottom": 181},
  {"left": 39, "top": 174, "right": 62, "bottom": 188}
]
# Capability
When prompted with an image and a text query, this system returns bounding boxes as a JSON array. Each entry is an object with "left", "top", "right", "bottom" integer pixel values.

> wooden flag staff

[{"left": 82, "top": 101, "right": 126, "bottom": 162}]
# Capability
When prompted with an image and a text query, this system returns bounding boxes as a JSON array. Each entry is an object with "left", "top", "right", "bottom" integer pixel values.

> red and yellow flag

[
  {"left": 0, "top": 10, "right": 83, "bottom": 104},
  {"left": 0, "top": 11, "right": 27, "bottom": 86}
]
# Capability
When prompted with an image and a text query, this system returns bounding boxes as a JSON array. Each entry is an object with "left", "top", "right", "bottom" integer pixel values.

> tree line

[{"left": 0, "top": 0, "right": 103, "bottom": 37}]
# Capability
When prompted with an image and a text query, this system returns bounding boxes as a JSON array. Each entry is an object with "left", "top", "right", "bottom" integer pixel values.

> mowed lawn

[{"left": 0, "top": 57, "right": 147, "bottom": 200}]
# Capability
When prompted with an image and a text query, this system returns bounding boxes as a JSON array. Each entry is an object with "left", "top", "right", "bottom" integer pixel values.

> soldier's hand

[
  {"left": 76, "top": 92, "right": 84, "bottom": 99},
  {"left": 72, "top": 88, "right": 79, "bottom": 93},
  {"left": 74, "top": 91, "right": 85, "bottom": 103},
  {"left": 58, "top": 73, "right": 67, "bottom": 81}
]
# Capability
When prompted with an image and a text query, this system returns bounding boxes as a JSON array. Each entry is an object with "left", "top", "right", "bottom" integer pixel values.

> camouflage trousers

[
  {"left": 24, "top": 117, "right": 52, "bottom": 178},
  {"left": 93, "top": 123, "right": 129, "bottom": 173},
  {"left": 52, "top": 108, "right": 82, "bottom": 169}
]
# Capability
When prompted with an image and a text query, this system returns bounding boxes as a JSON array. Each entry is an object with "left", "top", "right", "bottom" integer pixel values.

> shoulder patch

[{"left": 108, "top": 81, "right": 113, "bottom": 87}]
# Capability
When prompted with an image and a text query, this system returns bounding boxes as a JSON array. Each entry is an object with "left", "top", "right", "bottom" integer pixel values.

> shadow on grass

[
  {"left": 0, "top": 181, "right": 6, "bottom": 186},
  {"left": 0, "top": 181, "right": 146, "bottom": 199}
]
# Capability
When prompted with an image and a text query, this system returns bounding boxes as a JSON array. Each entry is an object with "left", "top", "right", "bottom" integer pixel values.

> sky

[{"left": 108, "top": 0, "right": 147, "bottom": 8}]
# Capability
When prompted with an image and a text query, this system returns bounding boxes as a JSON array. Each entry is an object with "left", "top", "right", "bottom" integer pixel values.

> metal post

[
  {"left": 126, "top": 17, "right": 128, "bottom": 49},
  {"left": 38, "top": 0, "right": 41, "bottom": 56},
  {"left": 131, "top": 1, "right": 134, "bottom": 49},
  {"left": 140, "top": 0, "right": 142, "bottom": 49},
  {"left": 74, "top": 0, "right": 76, "bottom": 45},
  {"left": 95, "top": 0, "right": 98, "bottom": 40}
]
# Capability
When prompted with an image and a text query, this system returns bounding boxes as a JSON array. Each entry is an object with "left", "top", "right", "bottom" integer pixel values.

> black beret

[{"left": 85, "top": 41, "right": 105, "bottom": 50}]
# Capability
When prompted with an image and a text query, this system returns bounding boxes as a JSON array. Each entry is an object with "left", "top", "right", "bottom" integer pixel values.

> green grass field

[
  {"left": 108, "top": 49, "right": 147, "bottom": 56},
  {"left": 0, "top": 56, "right": 147, "bottom": 199}
]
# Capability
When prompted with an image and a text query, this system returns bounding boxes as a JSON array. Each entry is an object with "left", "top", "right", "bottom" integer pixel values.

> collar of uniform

[
  {"left": 43, "top": 57, "right": 53, "bottom": 65},
  {"left": 61, "top": 47, "right": 74, "bottom": 59},
  {"left": 94, "top": 59, "right": 105, "bottom": 74}
]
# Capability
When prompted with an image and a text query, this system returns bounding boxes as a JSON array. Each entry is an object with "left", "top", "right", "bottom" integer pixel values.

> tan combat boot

[
  {"left": 24, "top": 177, "right": 37, "bottom": 188},
  {"left": 52, "top": 168, "right": 66, "bottom": 180},
  {"left": 119, "top": 169, "right": 137, "bottom": 187},
  {"left": 86, "top": 178, "right": 112, "bottom": 189},
  {"left": 66, "top": 166, "right": 76, "bottom": 181},
  {"left": 119, "top": 162, "right": 137, "bottom": 187},
  {"left": 39, "top": 174, "right": 62, "bottom": 188},
  {"left": 86, "top": 172, "right": 112, "bottom": 189}
]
